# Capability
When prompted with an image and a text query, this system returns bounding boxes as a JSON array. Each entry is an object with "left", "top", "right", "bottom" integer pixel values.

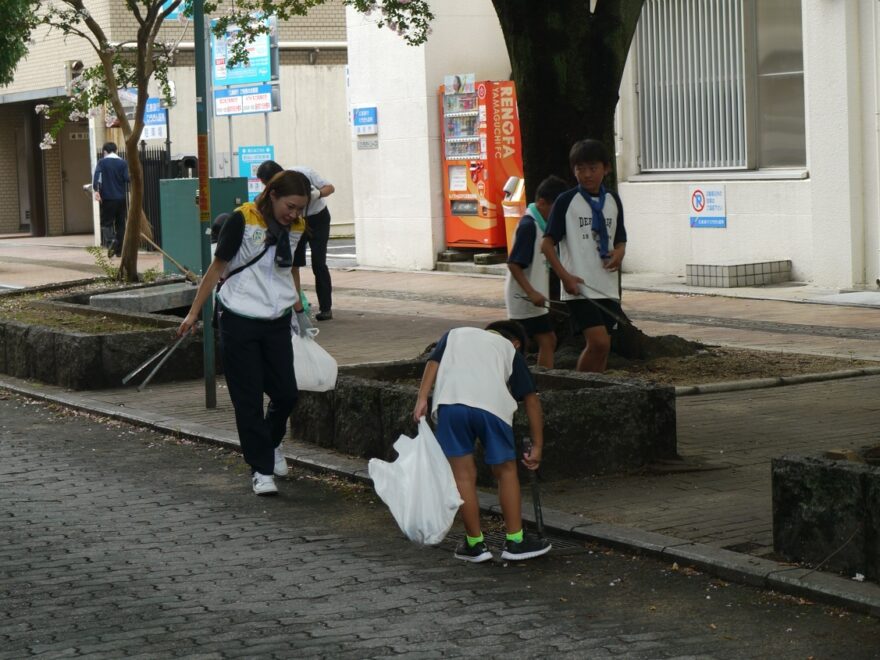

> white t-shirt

[
  {"left": 289, "top": 165, "right": 331, "bottom": 216},
  {"left": 504, "top": 212, "right": 549, "bottom": 320},
  {"left": 429, "top": 327, "right": 534, "bottom": 427},
  {"left": 544, "top": 187, "right": 627, "bottom": 301}
]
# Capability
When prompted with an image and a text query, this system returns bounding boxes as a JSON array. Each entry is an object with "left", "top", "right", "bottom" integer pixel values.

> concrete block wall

[
  {"left": 773, "top": 454, "right": 880, "bottom": 580},
  {"left": 2, "top": 1, "right": 108, "bottom": 96},
  {"left": 141, "top": 0, "right": 348, "bottom": 43},
  {"left": 685, "top": 260, "right": 792, "bottom": 288},
  {"left": 3, "top": 0, "right": 345, "bottom": 99}
]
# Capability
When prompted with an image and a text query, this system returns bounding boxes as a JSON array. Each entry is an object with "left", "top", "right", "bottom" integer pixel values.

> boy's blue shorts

[{"left": 435, "top": 404, "right": 516, "bottom": 465}]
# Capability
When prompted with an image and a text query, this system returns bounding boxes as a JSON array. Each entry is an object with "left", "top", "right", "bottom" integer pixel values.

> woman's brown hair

[{"left": 254, "top": 169, "right": 311, "bottom": 221}]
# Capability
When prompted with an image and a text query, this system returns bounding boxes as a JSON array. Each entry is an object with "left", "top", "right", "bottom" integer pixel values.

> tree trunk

[
  {"left": 118, "top": 140, "right": 143, "bottom": 282},
  {"left": 491, "top": 0, "right": 644, "bottom": 197},
  {"left": 492, "top": 0, "right": 650, "bottom": 358}
]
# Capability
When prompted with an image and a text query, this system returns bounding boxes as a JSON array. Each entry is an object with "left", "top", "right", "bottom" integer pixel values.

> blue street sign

[
  {"left": 162, "top": 0, "right": 190, "bottom": 21},
  {"left": 239, "top": 145, "right": 275, "bottom": 201},
  {"left": 213, "top": 84, "right": 277, "bottom": 117},
  {"left": 211, "top": 16, "right": 273, "bottom": 87},
  {"left": 352, "top": 106, "right": 378, "bottom": 135}
]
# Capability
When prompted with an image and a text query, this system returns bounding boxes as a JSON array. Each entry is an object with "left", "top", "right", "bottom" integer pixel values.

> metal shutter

[{"left": 636, "top": 0, "right": 747, "bottom": 171}]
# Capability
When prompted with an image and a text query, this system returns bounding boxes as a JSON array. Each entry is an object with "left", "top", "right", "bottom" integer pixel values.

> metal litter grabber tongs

[
  {"left": 522, "top": 437, "right": 545, "bottom": 539},
  {"left": 122, "top": 332, "right": 191, "bottom": 391},
  {"left": 514, "top": 294, "right": 570, "bottom": 317}
]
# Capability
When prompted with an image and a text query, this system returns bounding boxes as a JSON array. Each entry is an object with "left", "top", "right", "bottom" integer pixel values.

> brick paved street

[
  {"left": 2, "top": 393, "right": 879, "bottom": 658},
  {"left": 539, "top": 374, "right": 880, "bottom": 554}
]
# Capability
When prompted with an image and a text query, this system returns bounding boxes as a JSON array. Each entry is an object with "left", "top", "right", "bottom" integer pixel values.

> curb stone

[{"left": 1, "top": 375, "right": 878, "bottom": 618}]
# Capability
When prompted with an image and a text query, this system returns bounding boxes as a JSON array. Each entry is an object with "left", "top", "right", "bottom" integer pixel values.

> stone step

[{"left": 89, "top": 282, "right": 197, "bottom": 313}]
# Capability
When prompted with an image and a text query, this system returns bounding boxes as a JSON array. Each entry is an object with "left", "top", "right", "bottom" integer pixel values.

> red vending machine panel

[{"left": 439, "top": 80, "right": 524, "bottom": 249}]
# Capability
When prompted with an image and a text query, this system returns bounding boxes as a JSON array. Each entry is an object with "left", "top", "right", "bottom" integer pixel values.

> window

[{"left": 636, "top": 0, "right": 805, "bottom": 172}]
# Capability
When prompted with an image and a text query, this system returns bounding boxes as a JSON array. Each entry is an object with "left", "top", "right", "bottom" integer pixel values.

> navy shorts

[
  {"left": 567, "top": 298, "right": 621, "bottom": 334},
  {"left": 435, "top": 404, "right": 516, "bottom": 465},
  {"left": 513, "top": 314, "right": 553, "bottom": 338}
]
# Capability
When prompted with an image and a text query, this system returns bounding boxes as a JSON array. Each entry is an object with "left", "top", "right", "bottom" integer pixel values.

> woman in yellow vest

[{"left": 178, "top": 170, "right": 310, "bottom": 496}]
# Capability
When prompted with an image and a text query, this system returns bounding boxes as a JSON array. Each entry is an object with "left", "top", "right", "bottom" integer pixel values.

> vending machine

[{"left": 439, "top": 78, "right": 524, "bottom": 249}]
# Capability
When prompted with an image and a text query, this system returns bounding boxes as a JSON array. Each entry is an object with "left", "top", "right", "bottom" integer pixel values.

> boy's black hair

[
  {"left": 569, "top": 139, "right": 611, "bottom": 168},
  {"left": 102, "top": 142, "right": 118, "bottom": 154},
  {"left": 255, "top": 159, "right": 284, "bottom": 185},
  {"left": 535, "top": 175, "right": 570, "bottom": 204},
  {"left": 485, "top": 320, "right": 528, "bottom": 354}
]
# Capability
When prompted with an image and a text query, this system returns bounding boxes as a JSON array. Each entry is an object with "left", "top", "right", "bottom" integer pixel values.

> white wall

[
  {"left": 803, "top": 0, "right": 864, "bottom": 288},
  {"left": 346, "top": 1, "right": 509, "bottom": 269},
  {"left": 148, "top": 64, "right": 354, "bottom": 235},
  {"left": 619, "top": 180, "right": 813, "bottom": 279},
  {"left": 858, "top": 0, "right": 880, "bottom": 287},
  {"left": 344, "top": 1, "right": 880, "bottom": 287},
  {"left": 618, "top": 0, "right": 880, "bottom": 288},
  {"left": 617, "top": 0, "right": 880, "bottom": 290}
]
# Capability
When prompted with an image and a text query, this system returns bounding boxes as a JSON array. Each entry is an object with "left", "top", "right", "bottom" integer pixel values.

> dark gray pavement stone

[
  {"left": 3, "top": 374, "right": 880, "bottom": 620},
  {"left": 4, "top": 392, "right": 880, "bottom": 657}
]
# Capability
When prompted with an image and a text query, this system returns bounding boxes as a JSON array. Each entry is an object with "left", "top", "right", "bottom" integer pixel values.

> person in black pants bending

[{"left": 256, "top": 160, "right": 336, "bottom": 320}]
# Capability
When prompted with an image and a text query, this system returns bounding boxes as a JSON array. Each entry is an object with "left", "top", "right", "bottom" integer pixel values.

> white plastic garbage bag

[
  {"left": 291, "top": 327, "right": 338, "bottom": 392},
  {"left": 368, "top": 418, "right": 463, "bottom": 545}
]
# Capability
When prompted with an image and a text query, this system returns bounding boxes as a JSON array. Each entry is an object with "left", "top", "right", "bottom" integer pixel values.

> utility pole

[{"left": 193, "top": 0, "right": 216, "bottom": 409}]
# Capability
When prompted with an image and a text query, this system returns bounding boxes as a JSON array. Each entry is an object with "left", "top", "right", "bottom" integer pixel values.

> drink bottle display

[{"left": 439, "top": 80, "right": 524, "bottom": 249}]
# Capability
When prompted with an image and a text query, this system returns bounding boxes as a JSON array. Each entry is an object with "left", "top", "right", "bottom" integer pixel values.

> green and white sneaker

[
  {"left": 453, "top": 538, "right": 493, "bottom": 563},
  {"left": 501, "top": 535, "right": 551, "bottom": 561}
]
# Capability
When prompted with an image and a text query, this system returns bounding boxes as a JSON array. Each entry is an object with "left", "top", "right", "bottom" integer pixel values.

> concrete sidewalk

[
  {"left": 2, "top": 235, "right": 880, "bottom": 615},
  {"left": 0, "top": 233, "right": 162, "bottom": 288}
]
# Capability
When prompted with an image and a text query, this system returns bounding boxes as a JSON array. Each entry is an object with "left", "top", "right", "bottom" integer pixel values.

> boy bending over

[{"left": 413, "top": 321, "right": 551, "bottom": 563}]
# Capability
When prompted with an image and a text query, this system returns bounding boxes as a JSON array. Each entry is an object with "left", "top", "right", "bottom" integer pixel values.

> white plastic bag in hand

[
  {"left": 368, "top": 418, "right": 463, "bottom": 545},
  {"left": 291, "top": 327, "right": 338, "bottom": 392}
]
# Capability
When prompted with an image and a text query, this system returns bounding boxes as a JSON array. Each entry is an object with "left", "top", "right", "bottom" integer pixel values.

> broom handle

[{"left": 140, "top": 233, "right": 200, "bottom": 284}]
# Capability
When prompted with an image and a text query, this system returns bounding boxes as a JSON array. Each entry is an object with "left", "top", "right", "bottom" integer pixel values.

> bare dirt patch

[
  {"left": 604, "top": 346, "right": 877, "bottom": 386},
  {"left": 0, "top": 279, "right": 168, "bottom": 333}
]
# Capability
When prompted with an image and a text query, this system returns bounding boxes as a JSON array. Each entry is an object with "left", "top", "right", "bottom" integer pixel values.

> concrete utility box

[{"left": 158, "top": 177, "right": 248, "bottom": 277}]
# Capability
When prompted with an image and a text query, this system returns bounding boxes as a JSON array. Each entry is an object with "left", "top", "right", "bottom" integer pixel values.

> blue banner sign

[{"left": 239, "top": 145, "right": 275, "bottom": 201}]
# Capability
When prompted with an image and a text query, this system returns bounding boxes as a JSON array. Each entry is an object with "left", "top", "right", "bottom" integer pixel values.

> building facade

[
  {"left": 0, "top": 0, "right": 353, "bottom": 239},
  {"left": 346, "top": 0, "right": 880, "bottom": 291}
]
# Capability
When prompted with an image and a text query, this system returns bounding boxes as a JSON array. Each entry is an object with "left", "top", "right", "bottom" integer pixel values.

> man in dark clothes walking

[{"left": 92, "top": 142, "right": 130, "bottom": 257}]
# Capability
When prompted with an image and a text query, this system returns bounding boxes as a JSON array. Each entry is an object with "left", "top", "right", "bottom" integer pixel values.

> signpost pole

[
  {"left": 228, "top": 116, "right": 234, "bottom": 176},
  {"left": 194, "top": 0, "right": 216, "bottom": 409}
]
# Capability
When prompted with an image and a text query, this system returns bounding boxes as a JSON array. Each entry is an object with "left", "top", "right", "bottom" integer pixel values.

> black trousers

[
  {"left": 218, "top": 308, "right": 298, "bottom": 475},
  {"left": 100, "top": 199, "right": 126, "bottom": 254},
  {"left": 293, "top": 207, "right": 332, "bottom": 313}
]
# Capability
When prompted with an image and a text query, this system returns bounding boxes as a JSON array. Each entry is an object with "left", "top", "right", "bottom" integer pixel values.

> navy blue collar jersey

[
  {"left": 544, "top": 186, "right": 627, "bottom": 301},
  {"left": 92, "top": 154, "right": 130, "bottom": 201}
]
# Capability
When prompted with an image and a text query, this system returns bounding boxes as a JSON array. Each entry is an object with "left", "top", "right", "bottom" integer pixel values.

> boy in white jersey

[
  {"left": 504, "top": 175, "right": 569, "bottom": 369},
  {"left": 541, "top": 140, "right": 627, "bottom": 373},
  {"left": 412, "top": 321, "right": 551, "bottom": 563}
]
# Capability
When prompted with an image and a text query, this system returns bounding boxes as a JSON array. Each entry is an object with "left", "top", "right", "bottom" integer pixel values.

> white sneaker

[
  {"left": 273, "top": 446, "right": 289, "bottom": 477},
  {"left": 252, "top": 472, "right": 278, "bottom": 496}
]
